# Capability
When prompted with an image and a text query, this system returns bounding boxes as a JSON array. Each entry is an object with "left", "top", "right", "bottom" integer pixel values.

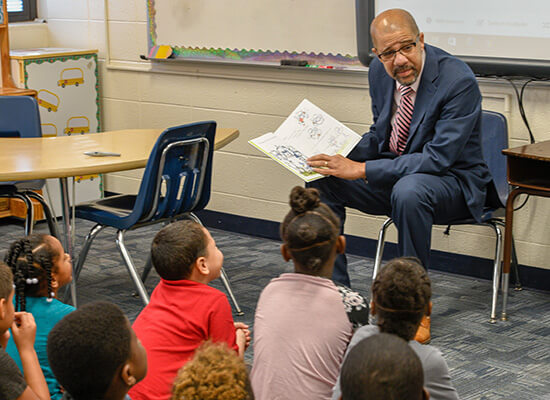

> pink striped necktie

[{"left": 389, "top": 85, "right": 415, "bottom": 155}]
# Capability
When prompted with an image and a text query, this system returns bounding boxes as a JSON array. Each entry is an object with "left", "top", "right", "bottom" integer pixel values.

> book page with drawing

[{"left": 249, "top": 99, "right": 362, "bottom": 182}]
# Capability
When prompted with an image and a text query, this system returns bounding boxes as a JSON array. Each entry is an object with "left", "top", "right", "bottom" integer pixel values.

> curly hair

[
  {"left": 372, "top": 257, "right": 431, "bottom": 341},
  {"left": 171, "top": 341, "right": 253, "bottom": 400},
  {"left": 279, "top": 186, "right": 340, "bottom": 273},
  {"left": 3, "top": 234, "right": 58, "bottom": 311},
  {"left": 151, "top": 220, "right": 207, "bottom": 280},
  {"left": 47, "top": 301, "right": 132, "bottom": 400},
  {"left": 340, "top": 333, "right": 424, "bottom": 400}
]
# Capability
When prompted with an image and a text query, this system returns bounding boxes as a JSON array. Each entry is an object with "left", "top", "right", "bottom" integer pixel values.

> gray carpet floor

[{"left": 0, "top": 217, "right": 549, "bottom": 400}]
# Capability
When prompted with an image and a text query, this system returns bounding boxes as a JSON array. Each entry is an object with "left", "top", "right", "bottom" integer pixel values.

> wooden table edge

[{"left": 0, "top": 128, "right": 239, "bottom": 180}]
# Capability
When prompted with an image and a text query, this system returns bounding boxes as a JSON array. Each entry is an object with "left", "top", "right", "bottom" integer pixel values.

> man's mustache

[{"left": 393, "top": 65, "right": 415, "bottom": 75}]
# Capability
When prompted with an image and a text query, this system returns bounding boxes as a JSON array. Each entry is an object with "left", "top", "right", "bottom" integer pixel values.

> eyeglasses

[{"left": 377, "top": 36, "right": 419, "bottom": 62}]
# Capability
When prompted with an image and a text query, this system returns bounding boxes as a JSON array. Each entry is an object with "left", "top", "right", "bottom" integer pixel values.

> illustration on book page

[{"left": 249, "top": 99, "right": 362, "bottom": 182}]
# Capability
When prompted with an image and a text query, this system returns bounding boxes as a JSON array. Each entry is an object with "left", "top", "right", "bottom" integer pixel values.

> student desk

[
  {"left": 502, "top": 139, "right": 550, "bottom": 320},
  {"left": 0, "top": 128, "right": 239, "bottom": 304}
]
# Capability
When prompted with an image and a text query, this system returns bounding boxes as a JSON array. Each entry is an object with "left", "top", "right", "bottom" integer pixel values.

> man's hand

[
  {"left": 307, "top": 154, "right": 366, "bottom": 180},
  {"left": 11, "top": 312, "right": 37, "bottom": 352}
]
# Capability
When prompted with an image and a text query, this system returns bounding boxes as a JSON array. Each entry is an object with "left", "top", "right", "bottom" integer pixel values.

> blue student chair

[
  {"left": 73, "top": 121, "right": 242, "bottom": 313},
  {"left": 0, "top": 96, "right": 59, "bottom": 237},
  {"left": 370, "top": 110, "right": 519, "bottom": 323}
]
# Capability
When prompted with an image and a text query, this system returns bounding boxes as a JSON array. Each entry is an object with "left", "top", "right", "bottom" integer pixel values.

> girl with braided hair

[
  {"left": 4, "top": 234, "right": 74, "bottom": 400},
  {"left": 250, "top": 186, "right": 369, "bottom": 400}
]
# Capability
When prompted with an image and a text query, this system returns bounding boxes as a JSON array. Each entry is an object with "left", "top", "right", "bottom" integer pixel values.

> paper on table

[{"left": 249, "top": 99, "right": 362, "bottom": 182}]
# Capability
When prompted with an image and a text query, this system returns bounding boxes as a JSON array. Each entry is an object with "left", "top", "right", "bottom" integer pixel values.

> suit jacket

[{"left": 349, "top": 44, "right": 491, "bottom": 221}]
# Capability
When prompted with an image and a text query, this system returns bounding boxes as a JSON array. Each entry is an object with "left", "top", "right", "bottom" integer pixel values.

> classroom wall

[{"left": 9, "top": 0, "right": 550, "bottom": 272}]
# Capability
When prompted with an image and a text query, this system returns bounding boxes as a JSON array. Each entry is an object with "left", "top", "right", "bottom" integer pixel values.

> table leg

[
  {"left": 59, "top": 177, "right": 77, "bottom": 307},
  {"left": 502, "top": 188, "right": 521, "bottom": 321}
]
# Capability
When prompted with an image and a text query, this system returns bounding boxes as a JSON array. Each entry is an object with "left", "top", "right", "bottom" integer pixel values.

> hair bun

[{"left": 289, "top": 186, "right": 321, "bottom": 214}]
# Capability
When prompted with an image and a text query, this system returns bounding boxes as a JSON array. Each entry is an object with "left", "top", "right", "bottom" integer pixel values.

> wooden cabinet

[{"left": 0, "top": 193, "right": 45, "bottom": 220}]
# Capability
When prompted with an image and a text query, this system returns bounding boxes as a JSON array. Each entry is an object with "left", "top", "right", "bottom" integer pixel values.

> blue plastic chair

[
  {"left": 370, "top": 110, "right": 519, "bottom": 323},
  {"left": 0, "top": 96, "right": 58, "bottom": 237},
  {"left": 73, "top": 121, "right": 242, "bottom": 313}
]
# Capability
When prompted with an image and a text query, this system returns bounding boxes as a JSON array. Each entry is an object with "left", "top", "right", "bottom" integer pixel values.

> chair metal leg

[
  {"left": 496, "top": 209, "right": 511, "bottom": 321},
  {"left": 495, "top": 220, "right": 522, "bottom": 291},
  {"left": 116, "top": 230, "right": 150, "bottom": 305},
  {"left": 372, "top": 218, "right": 394, "bottom": 281},
  {"left": 220, "top": 267, "right": 244, "bottom": 316},
  {"left": 189, "top": 212, "right": 201, "bottom": 224},
  {"left": 25, "top": 191, "right": 60, "bottom": 239},
  {"left": 141, "top": 220, "right": 172, "bottom": 285},
  {"left": 141, "top": 254, "right": 153, "bottom": 284},
  {"left": 188, "top": 212, "right": 244, "bottom": 315},
  {"left": 369, "top": 218, "right": 393, "bottom": 323},
  {"left": 11, "top": 193, "right": 34, "bottom": 235},
  {"left": 486, "top": 222, "right": 503, "bottom": 323},
  {"left": 494, "top": 220, "right": 516, "bottom": 320},
  {"left": 63, "top": 223, "right": 106, "bottom": 303},
  {"left": 73, "top": 224, "right": 106, "bottom": 282}
]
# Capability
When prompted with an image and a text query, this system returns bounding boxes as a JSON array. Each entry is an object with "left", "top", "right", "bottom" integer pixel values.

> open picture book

[{"left": 249, "top": 99, "right": 362, "bottom": 182}]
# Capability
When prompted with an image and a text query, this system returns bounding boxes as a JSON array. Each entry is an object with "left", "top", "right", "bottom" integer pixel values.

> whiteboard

[
  {"left": 147, "top": 0, "right": 364, "bottom": 68},
  {"left": 376, "top": 0, "right": 550, "bottom": 61}
]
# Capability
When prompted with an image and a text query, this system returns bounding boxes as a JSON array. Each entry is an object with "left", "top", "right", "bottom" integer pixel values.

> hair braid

[
  {"left": 40, "top": 255, "right": 55, "bottom": 301},
  {"left": 4, "top": 234, "right": 59, "bottom": 309},
  {"left": 4, "top": 239, "right": 31, "bottom": 311}
]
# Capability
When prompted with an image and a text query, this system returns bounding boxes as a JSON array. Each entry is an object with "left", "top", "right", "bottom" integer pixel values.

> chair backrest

[
  {"left": 0, "top": 96, "right": 42, "bottom": 138},
  {"left": 481, "top": 110, "right": 509, "bottom": 209},
  {"left": 127, "top": 121, "right": 217, "bottom": 226}
]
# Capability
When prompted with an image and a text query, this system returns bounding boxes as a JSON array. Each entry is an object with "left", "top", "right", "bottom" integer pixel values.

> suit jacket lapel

[
  {"left": 406, "top": 45, "right": 438, "bottom": 148},
  {"left": 376, "top": 74, "right": 395, "bottom": 150}
]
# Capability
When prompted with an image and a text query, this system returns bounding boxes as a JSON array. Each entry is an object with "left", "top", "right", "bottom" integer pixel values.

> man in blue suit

[{"left": 308, "top": 9, "right": 491, "bottom": 340}]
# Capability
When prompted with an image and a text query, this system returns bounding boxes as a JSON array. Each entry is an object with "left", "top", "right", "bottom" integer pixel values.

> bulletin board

[
  {"left": 146, "top": 0, "right": 365, "bottom": 69},
  {"left": 0, "top": 0, "right": 5, "bottom": 26}
]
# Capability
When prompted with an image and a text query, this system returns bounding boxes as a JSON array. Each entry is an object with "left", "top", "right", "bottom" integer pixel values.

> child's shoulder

[
  {"left": 154, "top": 279, "right": 228, "bottom": 305},
  {"left": 52, "top": 298, "right": 76, "bottom": 314},
  {"left": 26, "top": 296, "right": 75, "bottom": 316},
  {"left": 163, "top": 279, "right": 225, "bottom": 294},
  {"left": 0, "top": 347, "right": 27, "bottom": 397}
]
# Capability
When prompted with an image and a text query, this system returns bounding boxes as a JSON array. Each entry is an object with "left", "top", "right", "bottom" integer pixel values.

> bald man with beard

[{"left": 307, "top": 9, "right": 492, "bottom": 343}]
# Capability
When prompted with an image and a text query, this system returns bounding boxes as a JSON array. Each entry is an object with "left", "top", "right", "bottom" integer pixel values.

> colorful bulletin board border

[
  {"left": 0, "top": 0, "right": 5, "bottom": 26},
  {"left": 146, "top": 0, "right": 365, "bottom": 69}
]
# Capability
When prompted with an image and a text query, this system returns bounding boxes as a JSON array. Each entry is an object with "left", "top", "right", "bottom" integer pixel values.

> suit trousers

[{"left": 307, "top": 173, "right": 472, "bottom": 287}]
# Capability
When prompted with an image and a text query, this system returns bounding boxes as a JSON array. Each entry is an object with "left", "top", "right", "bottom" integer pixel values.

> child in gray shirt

[{"left": 332, "top": 257, "right": 459, "bottom": 400}]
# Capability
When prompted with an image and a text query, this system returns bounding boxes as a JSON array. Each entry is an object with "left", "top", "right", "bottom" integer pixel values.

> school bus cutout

[
  {"left": 64, "top": 116, "right": 90, "bottom": 135},
  {"left": 58, "top": 68, "right": 84, "bottom": 88},
  {"left": 37, "top": 89, "right": 60, "bottom": 112},
  {"left": 41, "top": 123, "right": 58, "bottom": 137},
  {"left": 75, "top": 174, "right": 99, "bottom": 182}
]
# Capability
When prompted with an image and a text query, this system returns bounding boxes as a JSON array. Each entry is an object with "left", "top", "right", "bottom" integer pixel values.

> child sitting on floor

[
  {"left": 332, "top": 257, "right": 459, "bottom": 400},
  {"left": 339, "top": 333, "right": 428, "bottom": 400},
  {"left": 5, "top": 234, "right": 75, "bottom": 400},
  {"left": 47, "top": 301, "right": 148, "bottom": 400},
  {"left": 171, "top": 340, "right": 254, "bottom": 400},
  {"left": 129, "top": 220, "right": 250, "bottom": 400},
  {"left": 0, "top": 262, "right": 50, "bottom": 400},
  {"left": 250, "top": 186, "right": 369, "bottom": 400}
]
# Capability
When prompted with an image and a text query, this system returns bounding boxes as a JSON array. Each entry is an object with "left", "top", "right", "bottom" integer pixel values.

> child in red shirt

[{"left": 129, "top": 220, "right": 250, "bottom": 400}]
